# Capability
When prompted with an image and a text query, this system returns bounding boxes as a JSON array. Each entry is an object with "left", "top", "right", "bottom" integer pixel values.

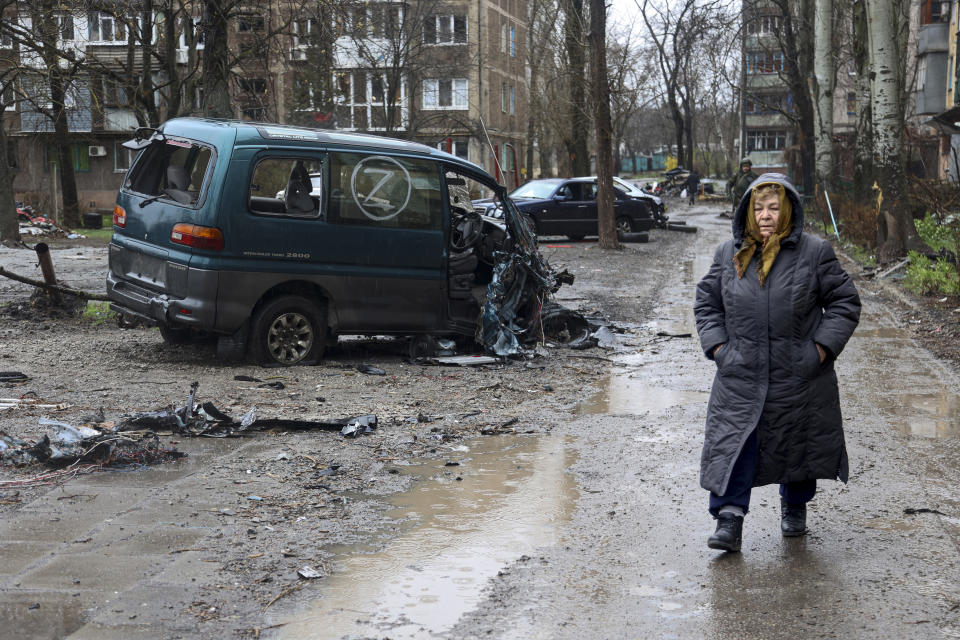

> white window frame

[
  {"left": 54, "top": 13, "right": 75, "bottom": 42},
  {"left": 500, "top": 23, "right": 506, "bottom": 53},
  {"left": 746, "top": 129, "right": 787, "bottom": 152},
  {"left": 113, "top": 141, "right": 135, "bottom": 173},
  {"left": 88, "top": 11, "right": 133, "bottom": 44},
  {"left": 501, "top": 82, "right": 507, "bottom": 112},
  {"left": 422, "top": 77, "right": 467, "bottom": 110},
  {"left": 424, "top": 14, "right": 466, "bottom": 45},
  {"left": 334, "top": 69, "right": 407, "bottom": 131},
  {"left": 292, "top": 18, "right": 312, "bottom": 48},
  {"left": 178, "top": 16, "right": 205, "bottom": 50}
]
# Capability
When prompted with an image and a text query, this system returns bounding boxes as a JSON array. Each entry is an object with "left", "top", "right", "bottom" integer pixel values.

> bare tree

[
  {"left": 590, "top": 0, "right": 617, "bottom": 248},
  {"left": 561, "top": 0, "right": 589, "bottom": 175},
  {"left": 813, "top": 0, "right": 835, "bottom": 188}
]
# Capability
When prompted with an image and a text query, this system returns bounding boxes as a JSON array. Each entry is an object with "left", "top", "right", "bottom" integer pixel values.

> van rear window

[
  {"left": 125, "top": 139, "right": 212, "bottom": 207},
  {"left": 327, "top": 152, "right": 442, "bottom": 230}
]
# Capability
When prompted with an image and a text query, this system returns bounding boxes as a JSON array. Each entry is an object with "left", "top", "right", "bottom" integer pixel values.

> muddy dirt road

[{"left": 2, "top": 203, "right": 960, "bottom": 639}]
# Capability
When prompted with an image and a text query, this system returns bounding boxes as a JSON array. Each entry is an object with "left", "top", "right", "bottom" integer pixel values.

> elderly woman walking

[{"left": 694, "top": 174, "right": 861, "bottom": 552}]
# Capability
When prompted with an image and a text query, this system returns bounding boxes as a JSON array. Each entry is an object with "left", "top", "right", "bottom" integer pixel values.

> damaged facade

[{"left": 0, "top": 0, "right": 528, "bottom": 217}]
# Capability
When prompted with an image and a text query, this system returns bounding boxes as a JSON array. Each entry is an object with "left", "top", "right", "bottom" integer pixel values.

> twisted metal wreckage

[
  {"left": 473, "top": 194, "right": 590, "bottom": 355},
  {"left": 0, "top": 383, "right": 376, "bottom": 473}
]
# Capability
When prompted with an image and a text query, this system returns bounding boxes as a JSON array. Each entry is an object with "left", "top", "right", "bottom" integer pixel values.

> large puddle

[
  {"left": 577, "top": 373, "right": 709, "bottom": 415},
  {"left": 278, "top": 435, "right": 577, "bottom": 639}
]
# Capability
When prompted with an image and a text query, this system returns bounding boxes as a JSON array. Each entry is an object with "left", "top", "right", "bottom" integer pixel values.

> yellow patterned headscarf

[{"left": 733, "top": 183, "right": 793, "bottom": 286}]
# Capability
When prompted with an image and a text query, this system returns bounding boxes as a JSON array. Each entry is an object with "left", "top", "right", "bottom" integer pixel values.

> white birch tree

[{"left": 813, "top": 0, "right": 834, "bottom": 187}]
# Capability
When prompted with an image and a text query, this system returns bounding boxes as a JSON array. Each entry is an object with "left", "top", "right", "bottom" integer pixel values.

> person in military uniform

[{"left": 725, "top": 158, "right": 759, "bottom": 218}]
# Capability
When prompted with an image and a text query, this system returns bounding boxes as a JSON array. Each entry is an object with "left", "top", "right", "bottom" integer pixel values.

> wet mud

[{"left": 2, "top": 205, "right": 960, "bottom": 639}]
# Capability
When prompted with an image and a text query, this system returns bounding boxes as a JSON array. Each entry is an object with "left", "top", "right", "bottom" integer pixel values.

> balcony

[{"left": 919, "top": 23, "right": 949, "bottom": 53}]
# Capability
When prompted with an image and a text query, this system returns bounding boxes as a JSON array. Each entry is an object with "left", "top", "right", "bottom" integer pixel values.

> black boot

[
  {"left": 707, "top": 513, "right": 743, "bottom": 552},
  {"left": 781, "top": 499, "right": 807, "bottom": 537}
]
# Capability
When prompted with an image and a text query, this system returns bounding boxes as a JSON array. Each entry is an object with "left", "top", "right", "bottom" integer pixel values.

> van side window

[
  {"left": 327, "top": 152, "right": 442, "bottom": 230},
  {"left": 248, "top": 157, "right": 324, "bottom": 217},
  {"left": 125, "top": 140, "right": 213, "bottom": 207}
]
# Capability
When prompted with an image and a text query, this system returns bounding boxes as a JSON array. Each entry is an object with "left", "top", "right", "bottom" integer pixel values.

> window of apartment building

[
  {"left": 237, "top": 14, "right": 265, "bottom": 32},
  {"left": 917, "top": 56, "right": 927, "bottom": 91},
  {"left": 921, "top": 0, "right": 951, "bottom": 24},
  {"left": 2, "top": 82, "right": 14, "bottom": 110},
  {"left": 72, "top": 144, "right": 90, "bottom": 172},
  {"left": 293, "top": 18, "right": 311, "bottom": 45},
  {"left": 113, "top": 141, "right": 135, "bottom": 172},
  {"left": 95, "top": 76, "right": 127, "bottom": 108},
  {"left": 846, "top": 92, "right": 856, "bottom": 115},
  {"left": 501, "top": 82, "right": 507, "bottom": 112},
  {"left": 745, "top": 50, "right": 784, "bottom": 74},
  {"left": 509, "top": 85, "right": 515, "bottom": 114},
  {"left": 370, "top": 5, "right": 401, "bottom": 39},
  {"left": 193, "top": 86, "right": 204, "bottom": 110},
  {"left": 500, "top": 23, "right": 507, "bottom": 53},
  {"left": 424, "top": 14, "right": 466, "bottom": 44},
  {"left": 334, "top": 70, "right": 404, "bottom": 129},
  {"left": 746, "top": 14, "right": 781, "bottom": 35},
  {"left": 509, "top": 25, "right": 516, "bottom": 56},
  {"left": 422, "top": 77, "right": 467, "bottom": 109},
  {"left": 745, "top": 129, "right": 787, "bottom": 152},
  {"left": 178, "top": 16, "right": 205, "bottom": 49},
  {"left": 53, "top": 13, "right": 75, "bottom": 41},
  {"left": 239, "top": 78, "right": 267, "bottom": 120},
  {"left": 89, "top": 11, "right": 128, "bottom": 42},
  {"left": 0, "top": 22, "right": 11, "bottom": 48},
  {"left": 436, "top": 139, "right": 469, "bottom": 160}
]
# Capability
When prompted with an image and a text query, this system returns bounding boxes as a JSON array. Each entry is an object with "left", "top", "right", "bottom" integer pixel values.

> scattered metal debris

[{"left": 356, "top": 364, "right": 387, "bottom": 376}]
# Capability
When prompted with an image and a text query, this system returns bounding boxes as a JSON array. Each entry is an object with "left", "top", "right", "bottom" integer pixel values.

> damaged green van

[{"left": 107, "top": 118, "right": 568, "bottom": 366}]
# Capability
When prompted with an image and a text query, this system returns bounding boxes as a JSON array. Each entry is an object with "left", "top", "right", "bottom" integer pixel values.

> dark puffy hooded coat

[{"left": 694, "top": 173, "right": 861, "bottom": 496}]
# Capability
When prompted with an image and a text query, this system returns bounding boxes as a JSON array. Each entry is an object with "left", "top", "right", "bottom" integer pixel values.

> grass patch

[{"left": 82, "top": 301, "right": 117, "bottom": 325}]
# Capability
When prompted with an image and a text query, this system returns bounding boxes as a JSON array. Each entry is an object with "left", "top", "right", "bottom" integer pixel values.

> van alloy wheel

[
  {"left": 252, "top": 295, "right": 327, "bottom": 366},
  {"left": 267, "top": 312, "right": 314, "bottom": 364}
]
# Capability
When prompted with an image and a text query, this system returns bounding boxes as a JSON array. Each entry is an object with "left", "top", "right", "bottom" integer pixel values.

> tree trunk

[
  {"left": 867, "top": 0, "right": 907, "bottom": 258},
  {"left": 202, "top": 0, "right": 234, "bottom": 118},
  {"left": 852, "top": 0, "right": 873, "bottom": 200},
  {"left": 0, "top": 124, "right": 19, "bottom": 244},
  {"left": 813, "top": 0, "right": 834, "bottom": 188},
  {"left": 562, "top": 0, "right": 590, "bottom": 175},
  {"left": 590, "top": 0, "right": 617, "bottom": 249}
]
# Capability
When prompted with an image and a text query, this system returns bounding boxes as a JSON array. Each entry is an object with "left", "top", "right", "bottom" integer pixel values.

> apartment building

[
  {"left": 738, "top": 1, "right": 857, "bottom": 187},
  {"left": 1, "top": 0, "right": 528, "bottom": 216}
]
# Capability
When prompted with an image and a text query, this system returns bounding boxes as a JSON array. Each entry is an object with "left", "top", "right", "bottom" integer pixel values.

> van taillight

[
  {"left": 170, "top": 223, "right": 224, "bottom": 251},
  {"left": 113, "top": 205, "right": 126, "bottom": 228}
]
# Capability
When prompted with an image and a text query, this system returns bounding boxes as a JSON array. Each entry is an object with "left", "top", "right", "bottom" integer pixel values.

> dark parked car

[{"left": 474, "top": 177, "right": 655, "bottom": 240}]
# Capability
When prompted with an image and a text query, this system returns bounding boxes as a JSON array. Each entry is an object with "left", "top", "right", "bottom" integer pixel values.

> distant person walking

[
  {"left": 725, "top": 158, "right": 758, "bottom": 218},
  {"left": 685, "top": 169, "right": 700, "bottom": 206},
  {"left": 694, "top": 174, "right": 861, "bottom": 553}
]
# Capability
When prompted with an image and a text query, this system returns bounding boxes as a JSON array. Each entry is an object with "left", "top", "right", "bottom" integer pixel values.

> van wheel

[{"left": 252, "top": 296, "right": 326, "bottom": 366}]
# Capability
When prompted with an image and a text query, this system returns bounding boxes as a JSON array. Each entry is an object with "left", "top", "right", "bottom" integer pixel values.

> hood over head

[{"left": 733, "top": 173, "right": 804, "bottom": 246}]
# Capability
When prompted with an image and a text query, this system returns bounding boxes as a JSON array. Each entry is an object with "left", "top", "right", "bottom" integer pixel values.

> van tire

[{"left": 251, "top": 295, "right": 326, "bottom": 366}]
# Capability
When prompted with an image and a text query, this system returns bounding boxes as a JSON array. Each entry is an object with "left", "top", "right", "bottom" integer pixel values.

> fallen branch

[
  {"left": 0, "top": 266, "right": 111, "bottom": 301},
  {"left": 262, "top": 581, "right": 306, "bottom": 613}
]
